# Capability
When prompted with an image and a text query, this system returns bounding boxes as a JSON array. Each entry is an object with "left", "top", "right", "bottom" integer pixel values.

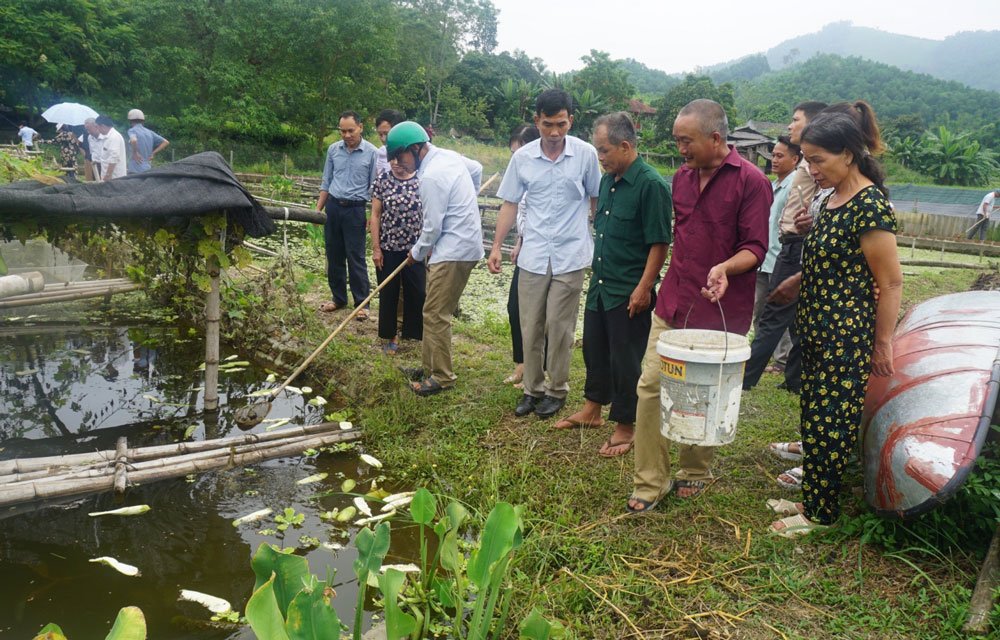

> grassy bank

[{"left": 238, "top": 227, "right": 998, "bottom": 639}]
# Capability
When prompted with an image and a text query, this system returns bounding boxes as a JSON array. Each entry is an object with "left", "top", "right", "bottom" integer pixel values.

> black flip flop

[
  {"left": 397, "top": 365, "right": 424, "bottom": 381},
  {"left": 410, "top": 377, "right": 450, "bottom": 397}
]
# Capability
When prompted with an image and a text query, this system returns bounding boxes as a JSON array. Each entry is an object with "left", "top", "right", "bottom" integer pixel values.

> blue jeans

[{"left": 324, "top": 201, "right": 369, "bottom": 307}]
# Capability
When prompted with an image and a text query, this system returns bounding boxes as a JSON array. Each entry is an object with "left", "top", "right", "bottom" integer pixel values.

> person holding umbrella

[{"left": 48, "top": 124, "right": 81, "bottom": 179}]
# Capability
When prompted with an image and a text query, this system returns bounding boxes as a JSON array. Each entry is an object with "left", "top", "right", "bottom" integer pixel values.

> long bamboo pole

[
  {"left": 0, "top": 421, "right": 351, "bottom": 477},
  {"left": 0, "top": 430, "right": 361, "bottom": 508},
  {"left": 42, "top": 278, "right": 132, "bottom": 292},
  {"left": 1, "top": 284, "right": 137, "bottom": 303},
  {"left": 0, "top": 283, "right": 142, "bottom": 309},
  {"left": 203, "top": 249, "right": 221, "bottom": 413},
  {"left": 965, "top": 523, "right": 1000, "bottom": 633}
]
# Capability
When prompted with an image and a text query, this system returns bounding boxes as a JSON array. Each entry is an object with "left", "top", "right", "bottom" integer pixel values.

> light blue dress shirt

[
  {"left": 496, "top": 135, "right": 601, "bottom": 275},
  {"left": 761, "top": 172, "right": 793, "bottom": 273},
  {"left": 126, "top": 124, "right": 166, "bottom": 174},
  {"left": 320, "top": 139, "right": 377, "bottom": 200},
  {"left": 463, "top": 156, "right": 483, "bottom": 193},
  {"left": 376, "top": 145, "right": 390, "bottom": 176},
  {"left": 410, "top": 145, "right": 485, "bottom": 265}
]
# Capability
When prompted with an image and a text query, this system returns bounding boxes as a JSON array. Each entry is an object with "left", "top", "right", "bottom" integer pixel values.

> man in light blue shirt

[
  {"left": 753, "top": 136, "right": 800, "bottom": 330},
  {"left": 374, "top": 109, "right": 406, "bottom": 176},
  {"left": 126, "top": 109, "right": 169, "bottom": 174},
  {"left": 316, "top": 110, "right": 378, "bottom": 317},
  {"left": 386, "top": 121, "right": 484, "bottom": 396},
  {"left": 746, "top": 135, "right": 801, "bottom": 391},
  {"left": 488, "top": 89, "right": 602, "bottom": 419}
]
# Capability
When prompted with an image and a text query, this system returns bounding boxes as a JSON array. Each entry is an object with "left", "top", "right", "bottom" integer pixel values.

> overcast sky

[{"left": 494, "top": 0, "right": 1000, "bottom": 74}]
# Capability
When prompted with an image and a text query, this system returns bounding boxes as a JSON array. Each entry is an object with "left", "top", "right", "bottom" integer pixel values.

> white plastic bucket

[{"left": 656, "top": 329, "right": 751, "bottom": 446}]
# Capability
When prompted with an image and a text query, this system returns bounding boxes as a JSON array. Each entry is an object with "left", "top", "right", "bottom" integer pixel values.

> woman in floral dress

[
  {"left": 769, "top": 111, "right": 902, "bottom": 536},
  {"left": 370, "top": 155, "right": 425, "bottom": 353}
]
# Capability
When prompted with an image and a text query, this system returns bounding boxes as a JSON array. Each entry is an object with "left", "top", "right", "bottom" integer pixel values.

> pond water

[{"left": 0, "top": 322, "right": 416, "bottom": 638}]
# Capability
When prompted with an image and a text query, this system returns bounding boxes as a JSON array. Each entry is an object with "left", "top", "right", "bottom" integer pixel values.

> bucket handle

[{"left": 682, "top": 298, "right": 729, "bottom": 361}]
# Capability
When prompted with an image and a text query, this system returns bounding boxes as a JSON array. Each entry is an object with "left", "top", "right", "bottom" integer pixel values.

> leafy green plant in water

[
  {"left": 245, "top": 543, "right": 342, "bottom": 640},
  {"left": 353, "top": 522, "right": 391, "bottom": 639},
  {"left": 367, "top": 489, "right": 549, "bottom": 640},
  {"left": 304, "top": 223, "right": 325, "bottom": 257},
  {"left": 275, "top": 507, "right": 306, "bottom": 531},
  {"left": 32, "top": 606, "right": 146, "bottom": 639}
]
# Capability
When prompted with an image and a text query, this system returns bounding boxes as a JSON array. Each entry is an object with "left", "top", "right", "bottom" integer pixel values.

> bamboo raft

[{"left": 0, "top": 421, "right": 360, "bottom": 508}]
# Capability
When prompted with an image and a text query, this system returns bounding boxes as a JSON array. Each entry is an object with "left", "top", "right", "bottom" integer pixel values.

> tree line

[
  {"left": 1, "top": 0, "right": 636, "bottom": 151},
  {"left": 3, "top": 1, "right": 997, "bottom": 185}
]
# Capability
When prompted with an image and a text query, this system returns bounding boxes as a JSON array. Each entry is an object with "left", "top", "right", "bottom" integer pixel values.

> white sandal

[
  {"left": 776, "top": 466, "right": 803, "bottom": 490},
  {"left": 768, "top": 441, "right": 803, "bottom": 461},
  {"left": 770, "top": 513, "right": 827, "bottom": 538},
  {"left": 766, "top": 498, "right": 803, "bottom": 516}
]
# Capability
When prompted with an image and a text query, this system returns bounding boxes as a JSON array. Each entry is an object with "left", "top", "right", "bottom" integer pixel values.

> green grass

[{"left": 225, "top": 233, "right": 999, "bottom": 639}]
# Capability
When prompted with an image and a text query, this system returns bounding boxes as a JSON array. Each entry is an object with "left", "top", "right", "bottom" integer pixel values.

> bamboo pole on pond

[
  {"left": 0, "top": 283, "right": 142, "bottom": 309},
  {"left": 0, "top": 428, "right": 361, "bottom": 508},
  {"left": 113, "top": 437, "right": 128, "bottom": 494},
  {"left": 203, "top": 220, "right": 224, "bottom": 412},
  {"left": 3, "top": 432, "right": 338, "bottom": 487},
  {"left": 0, "top": 421, "right": 351, "bottom": 477},
  {"left": 41, "top": 278, "right": 132, "bottom": 292}
]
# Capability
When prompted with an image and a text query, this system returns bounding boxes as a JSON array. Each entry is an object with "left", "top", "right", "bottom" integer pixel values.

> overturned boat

[{"left": 862, "top": 290, "right": 1000, "bottom": 518}]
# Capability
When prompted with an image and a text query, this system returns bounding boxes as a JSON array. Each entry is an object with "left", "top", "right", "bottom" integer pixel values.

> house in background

[
  {"left": 728, "top": 122, "right": 778, "bottom": 172},
  {"left": 627, "top": 99, "right": 657, "bottom": 131}
]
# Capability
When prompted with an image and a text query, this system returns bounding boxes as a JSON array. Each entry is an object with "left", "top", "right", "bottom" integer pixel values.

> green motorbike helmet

[{"left": 386, "top": 121, "right": 430, "bottom": 161}]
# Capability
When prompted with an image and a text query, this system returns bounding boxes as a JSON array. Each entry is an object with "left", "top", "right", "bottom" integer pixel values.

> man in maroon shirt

[{"left": 627, "top": 99, "right": 771, "bottom": 512}]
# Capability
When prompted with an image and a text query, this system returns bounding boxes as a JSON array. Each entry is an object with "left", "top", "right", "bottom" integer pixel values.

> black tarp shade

[{"left": 0, "top": 152, "right": 275, "bottom": 238}]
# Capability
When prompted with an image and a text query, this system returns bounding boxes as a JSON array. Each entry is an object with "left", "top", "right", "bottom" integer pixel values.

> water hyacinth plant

[{"left": 361, "top": 488, "right": 546, "bottom": 640}]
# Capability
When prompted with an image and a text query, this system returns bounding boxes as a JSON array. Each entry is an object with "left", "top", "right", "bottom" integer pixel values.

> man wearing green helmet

[{"left": 387, "top": 121, "right": 485, "bottom": 396}]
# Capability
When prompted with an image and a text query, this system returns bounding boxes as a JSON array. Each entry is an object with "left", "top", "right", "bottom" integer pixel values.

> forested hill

[
  {"left": 735, "top": 54, "right": 1000, "bottom": 133},
  {"left": 741, "top": 21, "right": 1000, "bottom": 92},
  {"left": 617, "top": 58, "right": 680, "bottom": 97}
]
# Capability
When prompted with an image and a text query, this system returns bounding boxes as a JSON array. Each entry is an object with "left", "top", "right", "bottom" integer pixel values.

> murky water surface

[{"left": 0, "top": 323, "right": 415, "bottom": 638}]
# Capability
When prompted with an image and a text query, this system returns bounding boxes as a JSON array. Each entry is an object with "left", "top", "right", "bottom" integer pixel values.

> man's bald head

[{"left": 677, "top": 99, "right": 729, "bottom": 141}]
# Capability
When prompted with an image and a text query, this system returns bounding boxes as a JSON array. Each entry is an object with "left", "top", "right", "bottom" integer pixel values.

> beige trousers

[
  {"left": 421, "top": 260, "right": 476, "bottom": 386},
  {"left": 517, "top": 265, "right": 585, "bottom": 399},
  {"left": 632, "top": 313, "right": 715, "bottom": 502}
]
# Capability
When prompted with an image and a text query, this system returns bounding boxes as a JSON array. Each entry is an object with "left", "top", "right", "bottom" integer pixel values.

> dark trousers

[
  {"left": 376, "top": 250, "right": 425, "bottom": 341},
  {"left": 324, "top": 201, "right": 369, "bottom": 307},
  {"left": 968, "top": 214, "right": 989, "bottom": 241},
  {"left": 507, "top": 266, "right": 524, "bottom": 363},
  {"left": 582, "top": 296, "right": 652, "bottom": 424},
  {"left": 507, "top": 266, "right": 547, "bottom": 367},
  {"left": 743, "top": 238, "right": 803, "bottom": 392}
]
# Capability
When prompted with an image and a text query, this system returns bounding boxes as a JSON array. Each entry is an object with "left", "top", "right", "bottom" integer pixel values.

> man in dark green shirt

[{"left": 553, "top": 112, "right": 672, "bottom": 457}]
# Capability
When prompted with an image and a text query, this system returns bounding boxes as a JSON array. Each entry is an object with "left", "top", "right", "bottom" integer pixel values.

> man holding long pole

[{"left": 967, "top": 188, "right": 999, "bottom": 241}]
